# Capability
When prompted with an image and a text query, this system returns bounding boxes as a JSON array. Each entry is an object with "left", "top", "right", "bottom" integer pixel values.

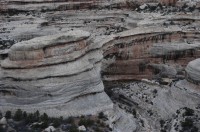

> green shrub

[
  {"left": 160, "top": 119, "right": 165, "bottom": 128},
  {"left": 51, "top": 118, "right": 61, "bottom": 128},
  {"left": 100, "top": 122, "right": 105, "bottom": 127},
  {"left": 0, "top": 126, "right": 5, "bottom": 132},
  {"left": 40, "top": 121, "right": 48, "bottom": 129},
  {"left": 34, "top": 110, "right": 40, "bottom": 120},
  {"left": 98, "top": 112, "right": 105, "bottom": 119},
  {"left": 94, "top": 127, "right": 102, "bottom": 132},
  {"left": 176, "top": 110, "right": 180, "bottom": 114},
  {"left": 40, "top": 113, "right": 48, "bottom": 122},
  {"left": 181, "top": 118, "right": 193, "bottom": 130},
  {"left": 96, "top": 119, "right": 100, "bottom": 124},
  {"left": 14, "top": 109, "right": 23, "bottom": 121},
  {"left": 25, "top": 113, "right": 36, "bottom": 124},
  {"left": 65, "top": 117, "right": 75, "bottom": 124},
  {"left": 183, "top": 107, "right": 194, "bottom": 116},
  {"left": 69, "top": 124, "right": 78, "bottom": 132},
  {"left": 5, "top": 111, "right": 12, "bottom": 119},
  {"left": 23, "top": 111, "right": 27, "bottom": 119},
  {"left": 132, "top": 109, "right": 136, "bottom": 118},
  {"left": 191, "top": 126, "right": 199, "bottom": 132},
  {"left": 78, "top": 118, "right": 94, "bottom": 127}
]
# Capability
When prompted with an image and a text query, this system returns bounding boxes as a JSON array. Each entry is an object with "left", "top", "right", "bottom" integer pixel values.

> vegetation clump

[{"left": 0, "top": 109, "right": 111, "bottom": 132}]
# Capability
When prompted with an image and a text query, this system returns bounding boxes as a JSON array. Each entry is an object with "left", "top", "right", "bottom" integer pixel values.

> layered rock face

[
  {"left": 1, "top": 1, "right": 200, "bottom": 131},
  {"left": 1, "top": 25, "right": 200, "bottom": 117},
  {"left": 102, "top": 26, "right": 200, "bottom": 81},
  {"left": 1, "top": 0, "right": 200, "bottom": 112},
  {"left": 0, "top": 30, "right": 113, "bottom": 117},
  {"left": 0, "top": 0, "right": 180, "bottom": 13}
]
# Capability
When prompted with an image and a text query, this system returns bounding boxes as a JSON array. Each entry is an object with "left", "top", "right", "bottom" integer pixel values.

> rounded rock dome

[{"left": 185, "top": 58, "right": 200, "bottom": 84}]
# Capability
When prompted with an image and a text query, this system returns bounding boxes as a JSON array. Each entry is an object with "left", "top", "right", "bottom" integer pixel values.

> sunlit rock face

[
  {"left": 1, "top": 0, "right": 200, "bottom": 131},
  {"left": 0, "top": 30, "right": 113, "bottom": 117},
  {"left": 102, "top": 26, "right": 200, "bottom": 81},
  {"left": 1, "top": 27, "right": 200, "bottom": 116},
  {"left": 186, "top": 58, "right": 200, "bottom": 85}
]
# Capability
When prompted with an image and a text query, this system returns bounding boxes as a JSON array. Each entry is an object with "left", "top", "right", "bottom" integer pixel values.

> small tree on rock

[
  {"left": 5, "top": 111, "right": 12, "bottom": 119},
  {"left": 14, "top": 109, "right": 23, "bottom": 121}
]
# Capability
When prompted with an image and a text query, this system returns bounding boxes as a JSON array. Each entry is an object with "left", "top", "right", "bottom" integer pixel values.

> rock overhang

[
  {"left": 10, "top": 30, "right": 91, "bottom": 51},
  {"left": 0, "top": 29, "right": 113, "bottom": 117},
  {"left": 1, "top": 30, "right": 92, "bottom": 68},
  {"left": 1, "top": 21, "right": 200, "bottom": 119}
]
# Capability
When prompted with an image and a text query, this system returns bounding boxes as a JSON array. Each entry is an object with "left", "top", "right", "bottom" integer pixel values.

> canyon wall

[
  {"left": 102, "top": 26, "right": 200, "bottom": 81},
  {"left": 0, "top": 0, "right": 200, "bottom": 124},
  {"left": 0, "top": 0, "right": 180, "bottom": 13},
  {"left": 1, "top": 25, "right": 200, "bottom": 116},
  {"left": 0, "top": 30, "right": 113, "bottom": 117}
]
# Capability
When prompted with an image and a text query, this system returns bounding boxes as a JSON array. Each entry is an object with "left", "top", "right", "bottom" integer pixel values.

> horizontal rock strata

[
  {"left": 0, "top": 0, "right": 183, "bottom": 13},
  {"left": 0, "top": 30, "right": 113, "bottom": 117},
  {"left": 102, "top": 26, "right": 200, "bottom": 81},
  {"left": 1, "top": 25, "right": 200, "bottom": 116},
  {"left": 0, "top": 1, "right": 200, "bottom": 126}
]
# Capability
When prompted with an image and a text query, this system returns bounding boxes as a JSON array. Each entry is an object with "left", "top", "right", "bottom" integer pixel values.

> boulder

[
  {"left": 139, "top": 4, "right": 148, "bottom": 10},
  {"left": 185, "top": 58, "right": 200, "bottom": 84},
  {"left": 78, "top": 125, "right": 86, "bottom": 131},
  {"left": 0, "top": 117, "right": 7, "bottom": 125},
  {"left": 45, "top": 126, "right": 56, "bottom": 132}
]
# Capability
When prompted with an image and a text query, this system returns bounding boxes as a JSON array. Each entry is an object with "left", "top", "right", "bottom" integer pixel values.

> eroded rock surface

[
  {"left": 0, "top": 30, "right": 113, "bottom": 117},
  {"left": 106, "top": 80, "right": 200, "bottom": 132},
  {"left": 1, "top": 0, "right": 200, "bottom": 132},
  {"left": 186, "top": 58, "right": 200, "bottom": 84}
]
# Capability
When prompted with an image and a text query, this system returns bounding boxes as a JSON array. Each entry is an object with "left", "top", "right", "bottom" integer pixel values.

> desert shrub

[
  {"left": 5, "top": 110, "right": 12, "bottom": 119},
  {"left": 0, "top": 126, "right": 5, "bottom": 132},
  {"left": 94, "top": 127, "right": 102, "bottom": 132},
  {"left": 69, "top": 124, "right": 78, "bottom": 132},
  {"left": 176, "top": 109, "right": 180, "bottom": 114},
  {"left": 181, "top": 118, "right": 193, "bottom": 130},
  {"left": 183, "top": 107, "right": 194, "bottom": 116},
  {"left": 191, "top": 126, "right": 199, "bottom": 132},
  {"left": 160, "top": 119, "right": 165, "bottom": 127},
  {"left": 153, "top": 89, "right": 157, "bottom": 94},
  {"left": 40, "top": 22, "right": 48, "bottom": 27},
  {"left": 160, "top": 129, "right": 167, "bottom": 132},
  {"left": 23, "top": 111, "right": 27, "bottom": 119},
  {"left": 65, "top": 116, "right": 75, "bottom": 124},
  {"left": 40, "top": 122, "right": 48, "bottom": 129},
  {"left": 78, "top": 118, "right": 94, "bottom": 127},
  {"left": 40, "top": 113, "right": 48, "bottom": 122},
  {"left": 98, "top": 112, "right": 105, "bottom": 119},
  {"left": 182, "top": 3, "right": 188, "bottom": 10},
  {"left": 100, "top": 122, "right": 105, "bottom": 127},
  {"left": 50, "top": 117, "right": 63, "bottom": 128},
  {"left": 81, "top": 115, "right": 85, "bottom": 118},
  {"left": 96, "top": 119, "right": 101, "bottom": 124},
  {"left": 132, "top": 109, "right": 136, "bottom": 118},
  {"left": 13, "top": 109, "right": 23, "bottom": 121},
  {"left": 25, "top": 113, "right": 33, "bottom": 124}
]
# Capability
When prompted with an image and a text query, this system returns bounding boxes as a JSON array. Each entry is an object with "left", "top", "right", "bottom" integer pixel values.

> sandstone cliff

[
  {"left": 0, "top": 30, "right": 113, "bottom": 117},
  {"left": 1, "top": 1, "right": 200, "bottom": 131}
]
